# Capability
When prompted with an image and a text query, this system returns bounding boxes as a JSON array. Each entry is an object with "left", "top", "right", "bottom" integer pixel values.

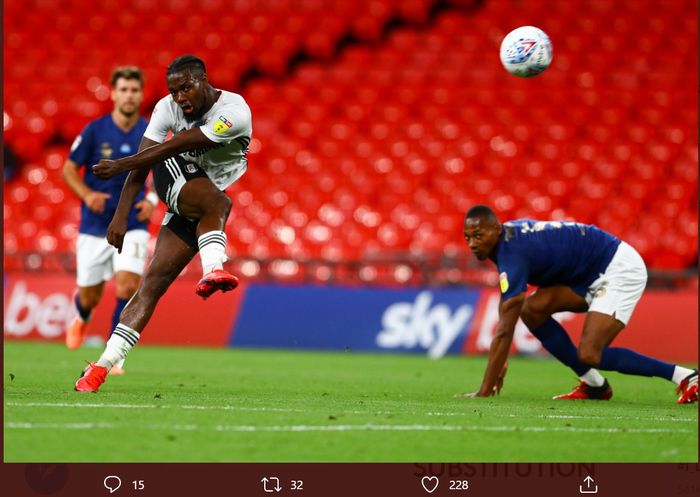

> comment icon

[{"left": 104, "top": 475, "right": 122, "bottom": 494}]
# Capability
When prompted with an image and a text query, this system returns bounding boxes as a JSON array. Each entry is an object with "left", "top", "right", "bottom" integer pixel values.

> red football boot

[
  {"left": 553, "top": 379, "right": 613, "bottom": 400},
  {"left": 676, "top": 371, "right": 698, "bottom": 404},
  {"left": 74, "top": 362, "right": 108, "bottom": 392},
  {"left": 195, "top": 269, "right": 239, "bottom": 300}
]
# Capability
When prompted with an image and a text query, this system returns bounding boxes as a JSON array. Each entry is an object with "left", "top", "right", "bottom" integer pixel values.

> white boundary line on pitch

[
  {"left": 5, "top": 402, "right": 160, "bottom": 409},
  {"left": 426, "top": 412, "right": 698, "bottom": 423},
  {"left": 4, "top": 402, "right": 307, "bottom": 413},
  {"left": 4, "top": 421, "right": 694, "bottom": 434},
  {"left": 5, "top": 401, "right": 697, "bottom": 423}
]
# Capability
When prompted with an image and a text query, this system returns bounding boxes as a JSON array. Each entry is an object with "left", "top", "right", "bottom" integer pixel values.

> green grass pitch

[{"left": 4, "top": 341, "right": 697, "bottom": 462}]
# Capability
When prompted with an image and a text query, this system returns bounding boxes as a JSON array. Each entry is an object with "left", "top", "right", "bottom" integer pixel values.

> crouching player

[{"left": 460, "top": 205, "right": 697, "bottom": 404}]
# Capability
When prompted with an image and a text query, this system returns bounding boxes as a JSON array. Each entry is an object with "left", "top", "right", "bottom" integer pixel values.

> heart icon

[{"left": 421, "top": 476, "right": 439, "bottom": 493}]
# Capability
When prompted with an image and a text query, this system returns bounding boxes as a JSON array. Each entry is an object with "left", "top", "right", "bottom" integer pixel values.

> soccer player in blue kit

[
  {"left": 461, "top": 205, "right": 698, "bottom": 404},
  {"left": 62, "top": 66, "right": 158, "bottom": 373}
]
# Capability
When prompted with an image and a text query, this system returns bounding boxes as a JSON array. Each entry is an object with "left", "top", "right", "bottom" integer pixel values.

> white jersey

[{"left": 144, "top": 89, "right": 252, "bottom": 190}]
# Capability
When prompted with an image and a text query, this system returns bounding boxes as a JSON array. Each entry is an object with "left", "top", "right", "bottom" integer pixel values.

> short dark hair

[
  {"left": 167, "top": 55, "right": 206, "bottom": 77},
  {"left": 465, "top": 204, "right": 499, "bottom": 223},
  {"left": 110, "top": 66, "right": 144, "bottom": 88}
]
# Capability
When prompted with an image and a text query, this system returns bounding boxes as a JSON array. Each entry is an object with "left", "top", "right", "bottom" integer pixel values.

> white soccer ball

[{"left": 499, "top": 26, "right": 553, "bottom": 78}]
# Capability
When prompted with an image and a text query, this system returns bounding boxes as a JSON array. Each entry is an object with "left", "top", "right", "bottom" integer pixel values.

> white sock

[
  {"left": 672, "top": 366, "right": 695, "bottom": 385},
  {"left": 115, "top": 357, "right": 126, "bottom": 369},
  {"left": 198, "top": 230, "right": 227, "bottom": 275},
  {"left": 579, "top": 369, "right": 606, "bottom": 387},
  {"left": 96, "top": 324, "right": 140, "bottom": 370}
]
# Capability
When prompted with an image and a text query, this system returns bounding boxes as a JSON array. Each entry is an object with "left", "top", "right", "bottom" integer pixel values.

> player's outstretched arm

[
  {"left": 92, "top": 128, "right": 215, "bottom": 179},
  {"left": 106, "top": 137, "right": 159, "bottom": 252},
  {"left": 472, "top": 292, "right": 525, "bottom": 397}
]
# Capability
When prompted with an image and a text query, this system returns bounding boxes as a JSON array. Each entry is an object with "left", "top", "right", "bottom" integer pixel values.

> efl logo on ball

[{"left": 499, "top": 26, "right": 553, "bottom": 78}]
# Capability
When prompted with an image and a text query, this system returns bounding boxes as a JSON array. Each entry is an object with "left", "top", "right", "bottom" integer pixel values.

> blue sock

[
  {"left": 530, "top": 318, "right": 590, "bottom": 376},
  {"left": 109, "top": 298, "right": 129, "bottom": 338},
  {"left": 599, "top": 347, "right": 675, "bottom": 380},
  {"left": 74, "top": 293, "right": 92, "bottom": 322}
]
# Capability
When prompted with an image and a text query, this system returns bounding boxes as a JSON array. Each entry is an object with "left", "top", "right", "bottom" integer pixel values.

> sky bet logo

[{"left": 376, "top": 291, "right": 473, "bottom": 358}]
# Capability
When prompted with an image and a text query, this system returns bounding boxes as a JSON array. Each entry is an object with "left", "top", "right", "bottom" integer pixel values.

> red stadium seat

[{"left": 3, "top": 0, "right": 697, "bottom": 274}]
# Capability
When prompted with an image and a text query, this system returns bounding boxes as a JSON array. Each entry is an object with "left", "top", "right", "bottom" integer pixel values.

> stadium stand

[{"left": 4, "top": 0, "right": 697, "bottom": 286}]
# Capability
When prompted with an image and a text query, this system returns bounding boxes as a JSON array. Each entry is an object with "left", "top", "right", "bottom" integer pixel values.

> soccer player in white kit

[{"left": 75, "top": 55, "right": 252, "bottom": 392}]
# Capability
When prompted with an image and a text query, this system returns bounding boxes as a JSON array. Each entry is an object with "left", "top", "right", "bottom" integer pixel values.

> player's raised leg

[
  {"left": 176, "top": 176, "right": 238, "bottom": 299},
  {"left": 75, "top": 227, "right": 196, "bottom": 392},
  {"left": 576, "top": 242, "right": 697, "bottom": 404},
  {"left": 521, "top": 286, "right": 612, "bottom": 400},
  {"left": 578, "top": 311, "right": 697, "bottom": 404}
]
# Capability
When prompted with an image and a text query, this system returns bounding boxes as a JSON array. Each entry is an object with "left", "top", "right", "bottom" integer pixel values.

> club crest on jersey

[
  {"left": 213, "top": 115, "right": 233, "bottom": 135},
  {"left": 185, "top": 163, "right": 197, "bottom": 173},
  {"left": 592, "top": 281, "right": 608, "bottom": 299},
  {"left": 100, "top": 142, "right": 113, "bottom": 159},
  {"left": 499, "top": 272, "right": 509, "bottom": 293}
]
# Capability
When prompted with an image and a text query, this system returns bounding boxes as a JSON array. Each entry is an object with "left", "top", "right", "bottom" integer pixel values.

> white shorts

[
  {"left": 585, "top": 241, "right": 647, "bottom": 325},
  {"left": 76, "top": 229, "right": 151, "bottom": 287}
]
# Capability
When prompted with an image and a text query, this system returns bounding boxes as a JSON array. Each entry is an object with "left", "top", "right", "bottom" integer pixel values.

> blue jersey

[
  {"left": 490, "top": 219, "right": 621, "bottom": 301},
  {"left": 69, "top": 114, "right": 149, "bottom": 236}
]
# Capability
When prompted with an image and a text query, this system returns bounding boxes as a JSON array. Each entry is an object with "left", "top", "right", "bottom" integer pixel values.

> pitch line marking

[
  {"left": 4, "top": 402, "right": 306, "bottom": 413},
  {"left": 5, "top": 402, "right": 159, "bottom": 409},
  {"left": 4, "top": 421, "right": 694, "bottom": 434},
  {"left": 6, "top": 402, "right": 697, "bottom": 423},
  {"left": 425, "top": 412, "right": 697, "bottom": 423}
]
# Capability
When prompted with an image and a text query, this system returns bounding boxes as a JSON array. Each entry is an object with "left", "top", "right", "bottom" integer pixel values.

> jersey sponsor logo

[
  {"left": 213, "top": 115, "right": 233, "bottom": 135},
  {"left": 376, "top": 291, "right": 473, "bottom": 358},
  {"left": 176, "top": 121, "right": 204, "bottom": 135},
  {"left": 182, "top": 142, "right": 225, "bottom": 158},
  {"left": 100, "top": 142, "right": 113, "bottom": 159},
  {"left": 499, "top": 272, "right": 509, "bottom": 293},
  {"left": 513, "top": 220, "right": 587, "bottom": 236}
]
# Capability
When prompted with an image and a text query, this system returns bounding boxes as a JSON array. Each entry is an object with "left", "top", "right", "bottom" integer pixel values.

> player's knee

[
  {"left": 78, "top": 292, "right": 101, "bottom": 310},
  {"left": 202, "top": 192, "right": 231, "bottom": 219},
  {"left": 116, "top": 281, "right": 139, "bottom": 300},
  {"left": 215, "top": 193, "right": 232, "bottom": 217},
  {"left": 577, "top": 346, "right": 602, "bottom": 367}
]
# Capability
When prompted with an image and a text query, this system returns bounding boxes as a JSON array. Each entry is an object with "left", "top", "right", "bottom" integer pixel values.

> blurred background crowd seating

[{"left": 4, "top": 0, "right": 697, "bottom": 288}]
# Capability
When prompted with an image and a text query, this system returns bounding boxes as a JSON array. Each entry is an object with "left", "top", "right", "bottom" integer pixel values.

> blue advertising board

[{"left": 230, "top": 284, "right": 482, "bottom": 357}]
